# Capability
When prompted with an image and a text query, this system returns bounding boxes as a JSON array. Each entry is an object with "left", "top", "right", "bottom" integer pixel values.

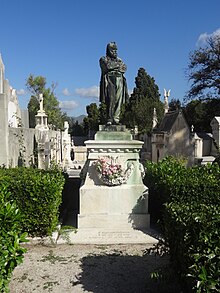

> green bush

[
  {"left": 145, "top": 157, "right": 220, "bottom": 292},
  {"left": 165, "top": 202, "right": 220, "bottom": 292},
  {"left": 0, "top": 187, "right": 27, "bottom": 292},
  {"left": 0, "top": 167, "right": 65, "bottom": 237},
  {"left": 144, "top": 156, "right": 187, "bottom": 223}
]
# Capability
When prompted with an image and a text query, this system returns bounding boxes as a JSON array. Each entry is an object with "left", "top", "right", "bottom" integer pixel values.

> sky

[{"left": 0, "top": 0, "right": 220, "bottom": 117}]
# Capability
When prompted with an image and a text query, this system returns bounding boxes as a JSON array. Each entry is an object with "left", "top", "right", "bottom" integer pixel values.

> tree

[
  {"left": 27, "top": 74, "right": 67, "bottom": 129},
  {"left": 28, "top": 95, "right": 39, "bottom": 128},
  {"left": 83, "top": 103, "right": 99, "bottom": 135},
  {"left": 82, "top": 102, "right": 110, "bottom": 135},
  {"left": 169, "top": 98, "right": 182, "bottom": 111},
  {"left": 183, "top": 98, "right": 220, "bottom": 132},
  {"left": 64, "top": 117, "right": 85, "bottom": 137},
  {"left": 70, "top": 120, "right": 86, "bottom": 136},
  {"left": 99, "top": 102, "right": 107, "bottom": 125},
  {"left": 186, "top": 35, "right": 220, "bottom": 100},
  {"left": 122, "top": 68, "right": 164, "bottom": 133}
]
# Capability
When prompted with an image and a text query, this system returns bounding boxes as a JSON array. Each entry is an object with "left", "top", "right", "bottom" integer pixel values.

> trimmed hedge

[
  {"left": 0, "top": 186, "right": 27, "bottom": 292},
  {"left": 0, "top": 167, "right": 65, "bottom": 237},
  {"left": 145, "top": 157, "right": 220, "bottom": 292}
]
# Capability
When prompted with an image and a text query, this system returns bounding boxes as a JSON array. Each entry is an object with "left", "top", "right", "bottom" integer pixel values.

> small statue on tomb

[{"left": 39, "top": 93, "right": 44, "bottom": 112}]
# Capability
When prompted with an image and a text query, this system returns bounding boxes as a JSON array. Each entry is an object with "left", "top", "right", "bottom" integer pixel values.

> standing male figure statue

[{"left": 99, "top": 42, "right": 129, "bottom": 125}]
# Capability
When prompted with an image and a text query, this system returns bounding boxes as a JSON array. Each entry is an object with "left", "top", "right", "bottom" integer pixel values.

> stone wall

[
  {"left": 6, "top": 127, "right": 64, "bottom": 168},
  {"left": 8, "top": 127, "right": 36, "bottom": 167}
]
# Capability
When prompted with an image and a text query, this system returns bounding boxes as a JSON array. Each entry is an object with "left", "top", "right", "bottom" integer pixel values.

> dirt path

[{"left": 9, "top": 243, "right": 178, "bottom": 293}]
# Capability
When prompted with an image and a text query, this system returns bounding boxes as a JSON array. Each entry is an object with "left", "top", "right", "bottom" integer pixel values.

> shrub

[
  {"left": 0, "top": 166, "right": 65, "bottom": 237},
  {"left": 145, "top": 157, "right": 220, "bottom": 292},
  {"left": 0, "top": 186, "right": 27, "bottom": 292},
  {"left": 144, "top": 156, "right": 187, "bottom": 223}
]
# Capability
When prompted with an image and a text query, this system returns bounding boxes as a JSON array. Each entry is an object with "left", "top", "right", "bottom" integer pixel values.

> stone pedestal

[{"left": 73, "top": 125, "right": 153, "bottom": 244}]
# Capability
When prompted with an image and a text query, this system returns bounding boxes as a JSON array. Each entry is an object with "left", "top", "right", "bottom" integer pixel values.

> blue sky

[{"left": 0, "top": 0, "right": 220, "bottom": 117}]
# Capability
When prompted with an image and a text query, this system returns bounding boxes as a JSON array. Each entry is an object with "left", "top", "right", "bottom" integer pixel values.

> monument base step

[{"left": 57, "top": 228, "right": 159, "bottom": 245}]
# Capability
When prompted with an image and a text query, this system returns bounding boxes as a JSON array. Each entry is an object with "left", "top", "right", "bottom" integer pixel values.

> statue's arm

[
  {"left": 113, "top": 58, "right": 127, "bottom": 73},
  {"left": 118, "top": 60, "right": 127, "bottom": 73},
  {"left": 100, "top": 57, "right": 127, "bottom": 74},
  {"left": 99, "top": 57, "right": 108, "bottom": 73},
  {"left": 99, "top": 57, "right": 121, "bottom": 72}
]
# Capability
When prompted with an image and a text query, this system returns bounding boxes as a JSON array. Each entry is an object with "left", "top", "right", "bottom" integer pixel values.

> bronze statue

[{"left": 99, "top": 42, "right": 129, "bottom": 125}]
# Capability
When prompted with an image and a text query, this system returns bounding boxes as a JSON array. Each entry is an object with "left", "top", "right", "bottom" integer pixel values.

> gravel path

[{"left": 9, "top": 243, "right": 177, "bottom": 293}]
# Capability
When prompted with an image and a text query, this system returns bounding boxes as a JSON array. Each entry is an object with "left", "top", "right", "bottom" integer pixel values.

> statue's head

[{"left": 106, "top": 42, "right": 118, "bottom": 58}]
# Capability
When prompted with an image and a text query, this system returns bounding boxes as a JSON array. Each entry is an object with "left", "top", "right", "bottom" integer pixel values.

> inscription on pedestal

[{"left": 97, "top": 231, "right": 133, "bottom": 239}]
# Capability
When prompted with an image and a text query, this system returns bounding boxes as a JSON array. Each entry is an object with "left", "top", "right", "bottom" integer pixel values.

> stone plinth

[
  {"left": 95, "top": 124, "right": 132, "bottom": 140},
  {"left": 77, "top": 126, "right": 151, "bottom": 243}
]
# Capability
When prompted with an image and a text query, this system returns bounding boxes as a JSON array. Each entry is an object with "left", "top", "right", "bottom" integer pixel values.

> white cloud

[
  {"left": 59, "top": 100, "right": 78, "bottom": 110},
  {"left": 197, "top": 28, "right": 220, "bottom": 46},
  {"left": 62, "top": 88, "right": 72, "bottom": 96},
  {"left": 17, "top": 89, "right": 26, "bottom": 95},
  {"left": 75, "top": 85, "right": 99, "bottom": 99}
]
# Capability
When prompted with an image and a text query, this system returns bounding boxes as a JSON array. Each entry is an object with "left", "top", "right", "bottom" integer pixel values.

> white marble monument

[{"left": 67, "top": 125, "right": 155, "bottom": 244}]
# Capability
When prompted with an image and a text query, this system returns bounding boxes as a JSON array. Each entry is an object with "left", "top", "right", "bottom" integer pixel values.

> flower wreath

[{"left": 93, "top": 156, "right": 133, "bottom": 186}]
